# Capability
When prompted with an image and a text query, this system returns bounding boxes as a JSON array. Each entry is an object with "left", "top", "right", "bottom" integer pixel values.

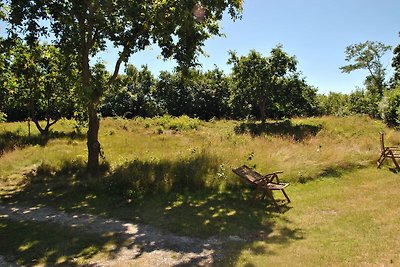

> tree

[
  {"left": 316, "top": 92, "right": 350, "bottom": 116},
  {"left": 7, "top": 0, "right": 243, "bottom": 175},
  {"left": 348, "top": 89, "right": 370, "bottom": 115},
  {"left": 101, "top": 64, "right": 158, "bottom": 118},
  {"left": 0, "top": 37, "right": 11, "bottom": 119},
  {"left": 228, "top": 46, "right": 297, "bottom": 123},
  {"left": 192, "top": 68, "right": 231, "bottom": 119},
  {"left": 276, "top": 75, "right": 318, "bottom": 118},
  {"left": 5, "top": 41, "right": 78, "bottom": 133},
  {"left": 392, "top": 32, "right": 400, "bottom": 87},
  {"left": 154, "top": 70, "right": 195, "bottom": 117},
  {"left": 379, "top": 86, "right": 400, "bottom": 127},
  {"left": 340, "top": 41, "right": 392, "bottom": 98}
]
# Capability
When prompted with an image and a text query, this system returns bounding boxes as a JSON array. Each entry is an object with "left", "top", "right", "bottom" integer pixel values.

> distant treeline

[{"left": 1, "top": 39, "right": 400, "bottom": 131}]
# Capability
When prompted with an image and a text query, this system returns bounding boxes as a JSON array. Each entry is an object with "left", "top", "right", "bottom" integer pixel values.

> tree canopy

[
  {"left": 392, "top": 32, "right": 400, "bottom": 87},
  {"left": 228, "top": 46, "right": 315, "bottom": 123},
  {"left": 340, "top": 41, "right": 392, "bottom": 98},
  {"left": 5, "top": 0, "right": 243, "bottom": 175},
  {"left": 4, "top": 41, "right": 79, "bottom": 134}
]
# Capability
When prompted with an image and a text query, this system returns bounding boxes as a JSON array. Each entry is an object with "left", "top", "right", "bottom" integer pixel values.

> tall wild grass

[{"left": 1, "top": 115, "right": 398, "bottom": 198}]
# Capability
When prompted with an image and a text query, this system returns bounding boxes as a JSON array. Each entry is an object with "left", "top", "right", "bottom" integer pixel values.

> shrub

[
  {"left": 379, "top": 87, "right": 400, "bottom": 127},
  {"left": 0, "top": 112, "right": 6, "bottom": 122},
  {"left": 151, "top": 115, "right": 201, "bottom": 132}
]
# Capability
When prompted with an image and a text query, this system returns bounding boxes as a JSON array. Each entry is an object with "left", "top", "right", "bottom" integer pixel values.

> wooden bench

[
  {"left": 232, "top": 165, "right": 290, "bottom": 211},
  {"left": 377, "top": 132, "right": 400, "bottom": 168}
]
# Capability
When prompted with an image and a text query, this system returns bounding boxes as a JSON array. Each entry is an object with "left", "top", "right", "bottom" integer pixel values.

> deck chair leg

[
  {"left": 265, "top": 189, "right": 280, "bottom": 211},
  {"left": 281, "top": 189, "right": 291, "bottom": 203},
  {"left": 387, "top": 150, "right": 400, "bottom": 168},
  {"left": 377, "top": 153, "right": 385, "bottom": 168}
]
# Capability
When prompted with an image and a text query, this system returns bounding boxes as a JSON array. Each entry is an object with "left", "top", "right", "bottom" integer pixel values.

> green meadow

[{"left": 1, "top": 115, "right": 400, "bottom": 266}]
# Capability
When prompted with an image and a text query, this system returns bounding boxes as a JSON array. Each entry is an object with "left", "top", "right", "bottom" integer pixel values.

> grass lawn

[
  {"left": 220, "top": 167, "right": 400, "bottom": 266},
  {"left": 1, "top": 115, "right": 400, "bottom": 266}
]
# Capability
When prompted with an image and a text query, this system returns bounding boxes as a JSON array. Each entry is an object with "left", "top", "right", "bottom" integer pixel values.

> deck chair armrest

[
  {"left": 253, "top": 177, "right": 270, "bottom": 183},
  {"left": 263, "top": 171, "right": 284, "bottom": 183},
  {"left": 264, "top": 171, "right": 284, "bottom": 175},
  {"left": 263, "top": 171, "right": 283, "bottom": 177}
]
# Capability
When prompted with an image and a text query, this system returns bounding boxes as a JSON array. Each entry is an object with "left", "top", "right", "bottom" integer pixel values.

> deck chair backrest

[
  {"left": 380, "top": 132, "right": 385, "bottom": 152},
  {"left": 232, "top": 165, "right": 291, "bottom": 210},
  {"left": 232, "top": 165, "right": 265, "bottom": 184},
  {"left": 377, "top": 132, "right": 400, "bottom": 169}
]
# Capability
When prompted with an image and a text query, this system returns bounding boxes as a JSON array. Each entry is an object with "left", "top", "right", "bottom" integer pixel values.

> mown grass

[
  {"left": 1, "top": 115, "right": 400, "bottom": 266},
  {"left": 219, "top": 168, "right": 400, "bottom": 266}
]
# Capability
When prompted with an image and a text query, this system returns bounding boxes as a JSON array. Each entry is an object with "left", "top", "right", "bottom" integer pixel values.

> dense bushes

[
  {"left": 316, "top": 87, "right": 400, "bottom": 128},
  {"left": 380, "top": 87, "right": 400, "bottom": 127},
  {"left": 2, "top": 44, "right": 399, "bottom": 129},
  {"left": 99, "top": 64, "right": 318, "bottom": 122}
]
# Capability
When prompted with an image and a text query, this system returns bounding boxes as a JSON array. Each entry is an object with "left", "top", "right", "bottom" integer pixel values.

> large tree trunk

[
  {"left": 81, "top": 42, "right": 101, "bottom": 176},
  {"left": 87, "top": 101, "right": 100, "bottom": 175}
]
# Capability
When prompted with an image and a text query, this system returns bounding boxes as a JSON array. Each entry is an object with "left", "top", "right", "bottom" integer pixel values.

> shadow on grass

[
  {"left": 234, "top": 120, "right": 322, "bottom": 141},
  {"left": 0, "top": 218, "right": 110, "bottom": 266},
  {"left": 1, "top": 154, "right": 301, "bottom": 265},
  {"left": 0, "top": 130, "right": 85, "bottom": 156}
]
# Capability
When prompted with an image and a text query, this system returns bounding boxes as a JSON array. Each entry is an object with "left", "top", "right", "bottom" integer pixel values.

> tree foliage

[
  {"left": 3, "top": 41, "right": 79, "bottom": 134},
  {"left": 101, "top": 64, "right": 158, "bottom": 118},
  {"left": 228, "top": 46, "right": 316, "bottom": 122},
  {"left": 392, "top": 32, "right": 400, "bottom": 87},
  {"left": 317, "top": 92, "right": 350, "bottom": 116},
  {"left": 340, "top": 41, "right": 392, "bottom": 98},
  {"left": 154, "top": 68, "right": 231, "bottom": 120},
  {"left": 6, "top": 0, "right": 243, "bottom": 174},
  {"left": 379, "top": 86, "right": 400, "bottom": 127}
]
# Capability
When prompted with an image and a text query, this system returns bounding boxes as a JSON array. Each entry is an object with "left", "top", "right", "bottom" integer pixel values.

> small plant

[
  {"left": 0, "top": 112, "right": 7, "bottom": 122},
  {"left": 217, "top": 163, "right": 226, "bottom": 179},
  {"left": 153, "top": 115, "right": 201, "bottom": 132},
  {"left": 156, "top": 126, "right": 164, "bottom": 134},
  {"left": 106, "top": 130, "right": 115, "bottom": 136}
]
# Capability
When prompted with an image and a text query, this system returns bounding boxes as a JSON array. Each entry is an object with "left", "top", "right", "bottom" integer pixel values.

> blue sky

[
  {"left": 2, "top": 1, "right": 399, "bottom": 94},
  {"left": 99, "top": 0, "right": 400, "bottom": 94}
]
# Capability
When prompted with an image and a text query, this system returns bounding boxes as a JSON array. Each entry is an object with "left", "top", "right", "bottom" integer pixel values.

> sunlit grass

[
  {"left": 220, "top": 168, "right": 400, "bottom": 266},
  {"left": 1, "top": 115, "right": 400, "bottom": 265},
  {"left": 1, "top": 115, "right": 398, "bottom": 197}
]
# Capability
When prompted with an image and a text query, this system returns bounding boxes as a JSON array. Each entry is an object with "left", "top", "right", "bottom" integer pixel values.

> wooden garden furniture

[
  {"left": 377, "top": 132, "right": 400, "bottom": 168},
  {"left": 232, "top": 165, "right": 290, "bottom": 211}
]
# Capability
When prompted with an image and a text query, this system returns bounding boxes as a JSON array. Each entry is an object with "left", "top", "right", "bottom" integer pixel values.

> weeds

[{"left": 146, "top": 114, "right": 201, "bottom": 132}]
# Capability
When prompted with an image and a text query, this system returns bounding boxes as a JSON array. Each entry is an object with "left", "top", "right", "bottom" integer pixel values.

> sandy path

[{"left": 0, "top": 203, "right": 242, "bottom": 266}]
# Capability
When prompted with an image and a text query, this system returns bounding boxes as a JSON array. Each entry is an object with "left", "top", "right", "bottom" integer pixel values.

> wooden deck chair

[
  {"left": 377, "top": 132, "right": 400, "bottom": 168},
  {"left": 232, "top": 165, "right": 290, "bottom": 210}
]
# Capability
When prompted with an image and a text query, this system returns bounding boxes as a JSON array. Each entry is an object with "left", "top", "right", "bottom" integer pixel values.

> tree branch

[{"left": 108, "top": 27, "right": 149, "bottom": 85}]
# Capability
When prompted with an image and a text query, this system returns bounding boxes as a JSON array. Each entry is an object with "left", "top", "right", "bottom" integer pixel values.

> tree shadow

[
  {"left": 214, "top": 225, "right": 304, "bottom": 266},
  {"left": 1, "top": 154, "right": 303, "bottom": 265},
  {"left": 0, "top": 130, "right": 85, "bottom": 156},
  {"left": 234, "top": 120, "right": 322, "bottom": 141},
  {"left": 0, "top": 217, "right": 108, "bottom": 266},
  {"left": 389, "top": 167, "right": 400, "bottom": 174}
]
